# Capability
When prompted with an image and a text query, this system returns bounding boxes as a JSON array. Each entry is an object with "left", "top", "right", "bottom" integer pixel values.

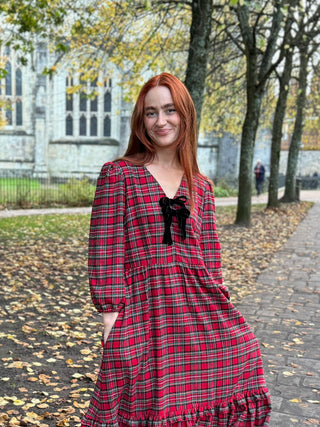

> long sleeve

[
  {"left": 88, "top": 162, "right": 126, "bottom": 313},
  {"left": 200, "top": 181, "right": 230, "bottom": 299}
]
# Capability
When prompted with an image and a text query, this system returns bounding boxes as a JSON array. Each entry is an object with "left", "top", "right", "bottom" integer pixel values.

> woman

[{"left": 82, "top": 73, "right": 271, "bottom": 426}]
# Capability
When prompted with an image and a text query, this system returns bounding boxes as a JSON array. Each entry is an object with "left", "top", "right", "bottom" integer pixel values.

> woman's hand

[{"left": 102, "top": 312, "right": 119, "bottom": 343}]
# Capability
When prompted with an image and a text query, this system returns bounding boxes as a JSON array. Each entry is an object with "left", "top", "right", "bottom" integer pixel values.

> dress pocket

[{"left": 218, "top": 284, "right": 231, "bottom": 301}]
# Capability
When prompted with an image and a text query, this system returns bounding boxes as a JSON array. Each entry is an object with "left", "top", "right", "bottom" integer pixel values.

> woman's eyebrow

[{"left": 145, "top": 103, "right": 175, "bottom": 111}]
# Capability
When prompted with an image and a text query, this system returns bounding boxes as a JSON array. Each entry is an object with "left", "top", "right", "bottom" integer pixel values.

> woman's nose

[{"left": 157, "top": 111, "right": 167, "bottom": 126}]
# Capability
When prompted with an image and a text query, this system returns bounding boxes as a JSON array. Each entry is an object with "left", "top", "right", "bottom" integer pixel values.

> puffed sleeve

[
  {"left": 200, "top": 181, "right": 230, "bottom": 300},
  {"left": 88, "top": 162, "right": 126, "bottom": 313}
]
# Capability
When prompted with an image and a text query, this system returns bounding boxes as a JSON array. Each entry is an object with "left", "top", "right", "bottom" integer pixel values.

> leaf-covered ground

[{"left": 0, "top": 202, "right": 312, "bottom": 426}]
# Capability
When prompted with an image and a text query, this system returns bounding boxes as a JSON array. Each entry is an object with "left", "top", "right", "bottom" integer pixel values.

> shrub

[
  {"left": 213, "top": 187, "right": 230, "bottom": 198},
  {"left": 213, "top": 179, "right": 238, "bottom": 197},
  {"left": 0, "top": 176, "right": 96, "bottom": 209},
  {"left": 58, "top": 178, "right": 95, "bottom": 206}
]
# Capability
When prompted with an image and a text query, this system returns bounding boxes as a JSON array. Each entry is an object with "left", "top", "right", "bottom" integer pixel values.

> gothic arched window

[
  {"left": 1, "top": 50, "right": 24, "bottom": 127},
  {"left": 65, "top": 74, "right": 113, "bottom": 137},
  {"left": 104, "top": 115, "right": 111, "bottom": 137},
  {"left": 104, "top": 91, "right": 111, "bottom": 112},
  {"left": 90, "top": 96, "right": 98, "bottom": 112},
  {"left": 5, "top": 62, "right": 12, "bottom": 96},
  {"left": 16, "top": 69, "right": 22, "bottom": 96},
  {"left": 79, "top": 114, "right": 86, "bottom": 136},
  {"left": 90, "top": 115, "right": 97, "bottom": 136},
  {"left": 6, "top": 105, "right": 13, "bottom": 125},
  {"left": 16, "top": 100, "right": 23, "bottom": 125},
  {"left": 80, "top": 92, "right": 87, "bottom": 111},
  {"left": 66, "top": 114, "right": 73, "bottom": 135}
]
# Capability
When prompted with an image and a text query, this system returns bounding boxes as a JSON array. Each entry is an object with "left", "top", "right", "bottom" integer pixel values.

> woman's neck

[{"left": 151, "top": 149, "right": 181, "bottom": 170}]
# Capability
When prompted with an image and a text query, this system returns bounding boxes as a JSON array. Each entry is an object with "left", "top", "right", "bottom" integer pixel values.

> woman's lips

[{"left": 154, "top": 129, "right": 171, "bottom": 135}]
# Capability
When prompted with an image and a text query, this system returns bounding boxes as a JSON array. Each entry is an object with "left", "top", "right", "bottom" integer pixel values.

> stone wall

[
  {"left": 280, "top": 150, "right": 320, "bottom": 177},
  {"left": 0, "top": 132, "right": 35, "bottom": 173},
  {"left": 48, "top": 139, "right": 120, "bottom": 178}
]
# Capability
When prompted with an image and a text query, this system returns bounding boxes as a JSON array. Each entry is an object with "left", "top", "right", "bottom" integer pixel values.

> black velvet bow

[{"left": 159, "top": 196, "right": 190, "bottom": 245}]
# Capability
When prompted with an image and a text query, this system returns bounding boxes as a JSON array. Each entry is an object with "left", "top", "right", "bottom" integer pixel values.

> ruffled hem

[{"left": 81, "top": 388, "right": 271, "bottom": 427}]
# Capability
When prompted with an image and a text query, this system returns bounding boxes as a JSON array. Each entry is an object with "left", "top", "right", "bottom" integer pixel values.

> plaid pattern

[{"left": 82, "top": 161, "right": 271, "bottom": 427}]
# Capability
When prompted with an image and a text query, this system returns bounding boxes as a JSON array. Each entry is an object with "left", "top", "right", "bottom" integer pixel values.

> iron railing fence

[{"left": 0, "top": 172, "right": 97, "bottom": 209}]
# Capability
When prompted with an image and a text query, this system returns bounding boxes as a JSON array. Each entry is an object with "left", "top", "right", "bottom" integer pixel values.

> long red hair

[{"left": 121, "top": 72, "right": 200, "bottom": 207}]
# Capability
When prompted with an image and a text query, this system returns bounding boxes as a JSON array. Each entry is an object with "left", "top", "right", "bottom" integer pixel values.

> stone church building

[{"left": 1, "top": 43, "right": 319, "bottom": 184}]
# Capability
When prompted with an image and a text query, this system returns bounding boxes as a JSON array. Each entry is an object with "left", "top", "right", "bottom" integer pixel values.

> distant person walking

[
  {"left": 312, "top": 171, "right": 319, "bottom": 189},
  {"left": 254, "top": 160, "right": 265, "bottom": 196}
]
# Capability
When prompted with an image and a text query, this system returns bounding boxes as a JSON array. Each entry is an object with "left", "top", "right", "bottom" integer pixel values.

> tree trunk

[
  {"left": 184, "top": 0, "right": 213, "bottom": 129},
  {"left": 236, "top": 87, "right": 263, "bottom": 225},
  {"left": 282, "top": 47, "right": 308, "bottom": 202},
  {"left": 235, "top": 49, "right": 263, "bottom": 226},
  {"left": 268, "top": 49, "right": 293, "bottom": 207},
  {"left": 235, "top": 1, "right": 284, "bottom": 225}
]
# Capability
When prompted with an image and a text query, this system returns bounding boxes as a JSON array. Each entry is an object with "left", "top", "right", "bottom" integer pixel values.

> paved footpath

[
  {"left": 1, "top": 189, "right": 320, "bottom": 218},
  {"left": 236, "top": 201, "right": 320, "bottom": 426}
]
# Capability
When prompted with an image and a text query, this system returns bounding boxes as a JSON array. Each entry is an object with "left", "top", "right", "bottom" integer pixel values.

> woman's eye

[
  {"left": 167, "top": 108, "right": 176, "bottom": 114},
  {"left": 146, "top": 112, "right": 156, "bottom": 118}
]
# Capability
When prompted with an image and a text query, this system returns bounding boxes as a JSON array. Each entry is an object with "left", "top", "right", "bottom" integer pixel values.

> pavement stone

[{"left": 236, "top": 201, "right": 320, "bottom": 426}]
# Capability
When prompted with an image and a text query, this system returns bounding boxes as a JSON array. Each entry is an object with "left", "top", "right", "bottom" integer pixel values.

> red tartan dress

[{"left": 81, "top": 160, "right": 271, "bottom": 427}]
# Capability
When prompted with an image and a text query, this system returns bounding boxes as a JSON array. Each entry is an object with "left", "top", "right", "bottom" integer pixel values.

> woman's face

[{"left": 143, "top": 86, "right": 181, "bottom": 150}]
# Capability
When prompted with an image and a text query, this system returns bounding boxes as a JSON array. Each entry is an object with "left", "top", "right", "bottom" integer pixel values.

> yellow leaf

[
  {"left": 8, "top": 416, "right": 20, "bottom": 425},
  {"left": 37, "top": 403, "right": 49, "bottom": 409},
  {"left": 72, "top": 331, "right": 86, "bottom": 339},
  {"left": 22, "top": 403, "right": 36, "bottom": 410},
  {"left": 7, "top": 361, "right": 27, "bottom": 369},
  {"left": 72, "top": 373, "right": 84, "bottom": 379},
  {"left": 73, "top": 400, "right": 90, "bottom": 408},
  {"left": 7, "top": 334, "right": 15, "bottom": 340},
  {"left": 0, "top": 397, "right": 9, "bottom": 406},
  {"left": 57, "top": 420, "right": 70, "bottom": 426},
  {"left": 85, "top": 372, "right": 97, "bottom": 382},
  {"left": 70, "top": 393, "right": 80, "bottom": 398},
  {"left": 0, "top": 413, "right": 9, "bottom": 422},
  {"left": 13, "top": 399, "right": 25, "bottom": 405},
  {"left": 283, "top": 371, "right": 295, "bottom": 377}
]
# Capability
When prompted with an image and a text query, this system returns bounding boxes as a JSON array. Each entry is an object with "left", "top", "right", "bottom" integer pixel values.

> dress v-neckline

[{"left": 143, "top": 165, "right": 185, "bottom": 199}]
